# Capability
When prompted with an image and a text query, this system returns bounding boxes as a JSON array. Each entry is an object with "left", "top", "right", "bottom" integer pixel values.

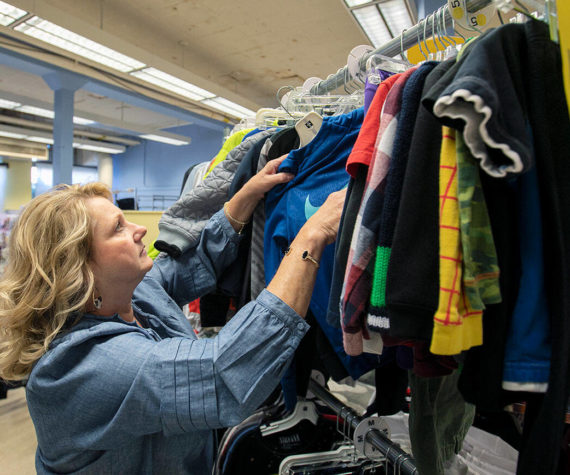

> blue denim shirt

[{"left": 26, "top": 210, "right": 309, "bottom": 474}]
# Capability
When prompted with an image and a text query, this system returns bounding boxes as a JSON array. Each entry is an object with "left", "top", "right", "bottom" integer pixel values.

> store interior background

[{"left": 0, "top": 0, "right": 568, "bottom": 472}]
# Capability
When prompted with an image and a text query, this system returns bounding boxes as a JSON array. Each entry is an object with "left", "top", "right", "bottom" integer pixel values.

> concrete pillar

[
  {"left": 98, "top": 155, "right": 113, "bottom": 188},
  {"left": 43, "top": 72, "right": 87, "bottom": 186}
]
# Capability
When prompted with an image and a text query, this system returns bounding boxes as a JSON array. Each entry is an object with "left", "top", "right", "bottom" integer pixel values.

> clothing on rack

[
  {"left": 420, "top": 20, "right": 570, "bottom": 475},
  {"left": 368, "top": 62, "right": 438, "bottom": 332},
  {"left": 408, "top": 369, "right": 476, "bottom": 475},
  {"left": 204, "top": 128, "right": 254, "bottom": 179},
  {"left": 264, "top": 108, "right": 381, "bottom": 393},
  {"left": 341, "top": 67, "right": 418, "bottom": 355},
  {"left": 150, "top": 13, "right": 568, "bottom": 475},
  {"left": 155, "top": 129, "right": 274, "bottom": 257},
  {"left": 179, "top": 161, "right": 210, "bottom": 198},
  {"left": 250, "top": 127, "right": 300, "bottom": 300}
]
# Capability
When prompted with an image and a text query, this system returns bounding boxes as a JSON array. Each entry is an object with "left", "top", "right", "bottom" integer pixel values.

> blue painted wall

[{"left": 112, "top": 122, "right": 227, "bottom": 208}]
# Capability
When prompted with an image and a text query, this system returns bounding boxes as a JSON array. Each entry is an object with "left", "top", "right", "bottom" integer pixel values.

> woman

[{"left": 0, "top": 156, "right": 346, "bottom": 474}]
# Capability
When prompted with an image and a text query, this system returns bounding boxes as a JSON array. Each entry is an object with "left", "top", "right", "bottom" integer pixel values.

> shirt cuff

[
  {"left": 256, "top": 289, "right": 310, "bottom": 336},
  {"left": 211, "top": 208, "right": 243, "bottom": 243}
]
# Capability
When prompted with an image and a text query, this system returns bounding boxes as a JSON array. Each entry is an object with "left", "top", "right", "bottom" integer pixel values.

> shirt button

[{"left": 297, "top": 322, "right": 305, "bottom": 331}]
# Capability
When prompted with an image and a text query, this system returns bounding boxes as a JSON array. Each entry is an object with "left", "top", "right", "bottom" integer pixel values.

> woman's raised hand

[
  {"left": 242, "top": 155, "right": 294, "bottom": 200},
  {"left": 297, "top": 188, "right": 347, "bottom": 247}
]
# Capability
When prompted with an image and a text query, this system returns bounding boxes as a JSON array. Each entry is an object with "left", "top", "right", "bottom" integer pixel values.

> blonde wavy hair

[{"left": 0, "top": 182, "right": 112, "bottom": 381}]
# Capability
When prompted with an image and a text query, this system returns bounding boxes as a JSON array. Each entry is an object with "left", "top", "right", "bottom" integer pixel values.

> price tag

[{"left": 447, "top": 0, "right": 495, "bottom": 30}]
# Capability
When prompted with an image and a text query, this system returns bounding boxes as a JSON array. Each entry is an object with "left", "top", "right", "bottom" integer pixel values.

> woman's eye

[{"left": 115, "top": 221, "right": 122, "bottom": 231}]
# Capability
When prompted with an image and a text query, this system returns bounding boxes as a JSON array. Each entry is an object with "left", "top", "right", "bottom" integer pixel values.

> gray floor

[{"left": 0, "top": 387, "right": 36, "bottom": 474}]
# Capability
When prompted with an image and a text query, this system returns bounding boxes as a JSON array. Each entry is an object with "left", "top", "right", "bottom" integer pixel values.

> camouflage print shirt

[{"left": 456, "top": 133, "right": 502, "bottom": 310}]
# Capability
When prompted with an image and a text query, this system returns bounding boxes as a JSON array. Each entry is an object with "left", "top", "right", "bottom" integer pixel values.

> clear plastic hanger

[
  {"left": 439, "top": 6, "right": 461, "bottom": 60},
  {"left": 416, "top": 18, "right": 428, "bottom": 62},
  {"left": 431, "top": 11, "right": 444, "bottom": 61},
  {"left": 279, "top": 444, "right": 384, "bottom": 474},
  {"left": 365, "top": 53, "right": 410, "bottom": 85},
  {"left": 283, "top": 87, "right": 364, "bottom": 118},
  {"left": 423, "top": 16, "right": 435, "bottom": 60}
]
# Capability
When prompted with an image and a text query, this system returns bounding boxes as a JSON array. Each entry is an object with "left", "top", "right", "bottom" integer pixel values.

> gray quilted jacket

[{"left": 155, "top": 130, "right": 272, "bottom": 256}]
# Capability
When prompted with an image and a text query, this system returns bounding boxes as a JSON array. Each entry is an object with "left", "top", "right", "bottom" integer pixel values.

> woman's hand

[
  {"left": 305, "top": 188, "right": 347, "bottom": 245},
  {"left": 266, "top": 188, "right": 347, "bottom": 317},
  {"left": 224, "top": 155, "right": 294, "bottom": 232},
  {"left": 297, "top": 188, "right": 347, "bottom": 248},
  {"left": 242, "top": 155, "right": 294, "bottom": 201}
]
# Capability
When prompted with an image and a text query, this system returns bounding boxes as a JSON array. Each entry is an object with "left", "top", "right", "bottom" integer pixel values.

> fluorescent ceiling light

[
  {"left": 344, "top": 0, "right": 372, "bottom": 7},
  {"left": 0, "top": 130, "right": 26, "bottom": 139},
  {"left": 345, "top": 0, "right": 414, "bottom": 49},
  {"left": 0, "top": 98, "right": 21, "bottom": 109},
  {"left": 73, "top": 143, "right": 125, "bottom": 154},
  {"left": 352, "top": 6, "right": 393, "bottom": 47},
  {"left": 0, "top": 1, "right": 26, "bottom": 26},
  {"left": 139, "top": 134, "right": 190, "bottom": 146},
  {"left": 72, "top": 117, "right": 96, "bottom": 125},
  {"left": 26, "top": 136, "right": 54, "bottom": 144},
  {"left": 131, "top": 67, "right": 215, "bottom": 101},
  {"left": 17, "top": 105, "right": 54, "bottom": 118},
  {"left": 5, "top": 103, "right": 94, "bottom": 125},
  {"left": 378, "top": 0, "right": 413, "bottom": 36},
  {"left": 15, "top": 16, "right": 146, "bottom": 73},
  {"left": 201, "top": 97, "right": 255, "bottom": 119}
]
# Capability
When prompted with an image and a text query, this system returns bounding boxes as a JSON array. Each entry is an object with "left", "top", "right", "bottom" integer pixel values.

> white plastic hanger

[
  {"left": 294, "top": 111, "right": 323, "bottom": 148},
  {"left": 259, "top": 399, "right": 319, "bottom": 436}
]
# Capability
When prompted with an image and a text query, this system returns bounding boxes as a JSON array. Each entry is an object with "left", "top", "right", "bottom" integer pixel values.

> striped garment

[
  {"left": 430, "top": 127, "right": 483, "bottom": 356},
  {"left": 341, "top": 68, "right": 417, "bottom": 356},
  {"left": 368, "top": 63, "right": 437, "bottom": 329}
]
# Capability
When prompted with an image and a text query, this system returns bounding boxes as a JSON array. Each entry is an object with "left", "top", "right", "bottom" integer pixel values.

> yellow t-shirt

[{"left": 431, "top": 127, "right": 483, "bottom": 356}]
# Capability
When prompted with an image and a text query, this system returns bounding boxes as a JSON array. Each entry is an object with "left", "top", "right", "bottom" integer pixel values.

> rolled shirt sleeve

[{"left": 161, "top": 290, "right": 308, "bottom": 434}]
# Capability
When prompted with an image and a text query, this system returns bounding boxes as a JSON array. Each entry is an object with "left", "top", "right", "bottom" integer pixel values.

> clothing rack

[
  {"left": 310, "top": 0, "right": 493, "bottom": 95},
  {"left": 308, "top": 379, "right": 418, "bottom": 474}
]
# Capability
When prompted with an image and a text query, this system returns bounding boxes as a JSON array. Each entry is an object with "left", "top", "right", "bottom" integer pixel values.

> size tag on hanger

[
  {"left": 447, "top": 0, "right": 495, "bottom": 30},
  {"left": 295, "top": 111, "right": 323, "bottom": 148}
]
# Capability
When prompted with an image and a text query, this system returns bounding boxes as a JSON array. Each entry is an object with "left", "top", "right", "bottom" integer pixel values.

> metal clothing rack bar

[
  {"left": 310, "top": 0, "right": 493, "bottom": 94},
  {"left": 308, "top": 379, "right": 418, "bottom": 474}
]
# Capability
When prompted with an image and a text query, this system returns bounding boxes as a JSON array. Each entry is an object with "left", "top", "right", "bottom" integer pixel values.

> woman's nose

[{"left": 130, "top": 222, "right": 147, "bottom": 240}]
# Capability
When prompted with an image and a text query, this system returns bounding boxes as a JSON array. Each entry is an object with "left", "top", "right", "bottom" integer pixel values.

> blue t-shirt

[
  {"left": 503, "top": 165, "right": 551, "bottom": 388},
  {"left": 264, "top": 107, "right": 379, "bottom": 385}
]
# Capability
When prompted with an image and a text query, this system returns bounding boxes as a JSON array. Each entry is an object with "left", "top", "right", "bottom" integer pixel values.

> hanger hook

[
  {"left": 416, "top": 19, "right": 427, "bottom": 60},
  {"left": 385, "top": 445, "right": 393, "bottom": 471},
  {"left": 514, "top": 0, "right": 531, "bottom": 14},
  {"left": 276, "top": 85, "right": 297, "bottom": 120},
  {"left": 437, "top": 7, "right": 450, "bottom": 48},
  {"left": 431, "top": 13, "right": 439, "bottom": 54},
  {"left": 452, "top": 14, "right": 467, "bottom": 42},
  {"left": 443, "top": 5, "right": 457, "bottom": 46},
  {"left": 423, "top": 15, "right": 433, "bottom": 56}
]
